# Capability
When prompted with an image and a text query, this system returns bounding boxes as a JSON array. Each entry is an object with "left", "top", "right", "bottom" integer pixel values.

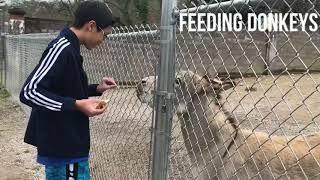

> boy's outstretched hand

[
  {"left": 97, "top": 77, "right": 117, "bottom": 93},
  {"left": 75, "top": 99, "right": 108, "bottom": 117}
]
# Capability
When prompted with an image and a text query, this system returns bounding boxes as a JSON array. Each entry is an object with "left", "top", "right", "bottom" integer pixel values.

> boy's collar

[{"left": 59, "top": 27, "right": 81, "bottom": 54}]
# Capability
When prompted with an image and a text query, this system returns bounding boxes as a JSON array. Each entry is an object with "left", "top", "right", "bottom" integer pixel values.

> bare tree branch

[
  {"left": 59, "top": 0, "right": 74, "bottom": 17},
  {"left": 104, "top": 0, "right": 128, "bottom": 14}
]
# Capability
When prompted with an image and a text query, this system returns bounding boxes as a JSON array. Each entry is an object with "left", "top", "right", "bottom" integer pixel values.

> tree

[
  {"left": 11, "top": 0, "right": 23, "bottom": 7},
  {"left": 58, "top": 0, "right": 84, "bottom": 17},
  {"left": 57, "top": 0, "right": 160, "bottom": 25}
]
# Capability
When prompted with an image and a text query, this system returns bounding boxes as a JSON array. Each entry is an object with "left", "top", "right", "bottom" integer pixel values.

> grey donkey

[{"left": 136, "top": 70, "right": 320, "bottom": 180}]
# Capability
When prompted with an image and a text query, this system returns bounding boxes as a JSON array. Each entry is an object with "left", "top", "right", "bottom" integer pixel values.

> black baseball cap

[{"left": 73, "top": 1, "right": 114, "bottom": 29}]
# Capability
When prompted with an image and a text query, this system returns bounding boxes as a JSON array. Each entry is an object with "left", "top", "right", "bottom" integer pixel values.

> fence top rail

[
  {"left": 4, "top": 30, "right": 160, "bottom": 40},
  {"left": 108, "top": 30, "right": 159, "bottom": 38},
  {"left": 5, "top": 33, "right": 58, "bottom": 40},
  {"left": 174, "top": 0, "right": 266, "bottom": 14}
]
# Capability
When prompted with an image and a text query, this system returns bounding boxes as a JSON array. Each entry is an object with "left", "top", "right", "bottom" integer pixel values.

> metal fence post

[
  {"left": 151, "top": 0, "right": 176, "bottom": 180},
  {"left": 3, "top": 35, "right": 5, "bottom": 87},
  {"left": 0, "top": 37, "right": 2, "bottom": 84},
  {"left": 0, "top": 35, "right": 4, "bottom": 85}
]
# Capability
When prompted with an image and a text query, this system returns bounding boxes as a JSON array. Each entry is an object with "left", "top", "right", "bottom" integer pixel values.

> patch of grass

[{"left": 0, "top": 83, "right": 10, "bottom": 99}]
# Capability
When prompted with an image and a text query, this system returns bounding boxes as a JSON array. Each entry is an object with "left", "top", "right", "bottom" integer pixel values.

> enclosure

[{"left": 2, "top": 0, "right": 320, "bottom": 179}]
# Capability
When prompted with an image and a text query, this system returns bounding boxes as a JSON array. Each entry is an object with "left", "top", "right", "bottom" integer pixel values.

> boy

[{"left": 19, "top": 1, "right": 115, "bottom": 179}]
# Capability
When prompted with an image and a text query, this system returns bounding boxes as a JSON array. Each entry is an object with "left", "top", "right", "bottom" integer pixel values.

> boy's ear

[{"left": 86, "top": 20, "right": 96, "bottom": 32}]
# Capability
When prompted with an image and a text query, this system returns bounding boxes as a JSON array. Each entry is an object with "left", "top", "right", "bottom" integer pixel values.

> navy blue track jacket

[{"left": 20, "top": 28, "right": 102, "bottom": 157}]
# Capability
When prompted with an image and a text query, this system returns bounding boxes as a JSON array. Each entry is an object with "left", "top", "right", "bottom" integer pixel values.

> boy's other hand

[
  {"left": 75, "top": 99, "right": 107, "bottom": 117},
  {"left": 97, "top": 77, "right": 117, "bottom": 93}
]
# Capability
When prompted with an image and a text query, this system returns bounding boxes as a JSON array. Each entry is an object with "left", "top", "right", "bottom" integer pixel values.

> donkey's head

[{"left": 136, "top": 70, "right": 235, "bottom": 113}]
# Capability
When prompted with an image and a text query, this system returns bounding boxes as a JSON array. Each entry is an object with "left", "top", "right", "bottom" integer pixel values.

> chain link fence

[
  {"left": 3, "top": 0, "right": 320, "bottom": 179},
  {"left": 5, "top": 33, "right": 56, "bottom": 112},
  {"left": 160, "top": 0, "right": 320, "bottom": 179},
  {"left": 84, "top": 25, "right": 160, "bottom": 179},
  {"left": 4, "top": 26, "right": 160, "bottom": 179}
]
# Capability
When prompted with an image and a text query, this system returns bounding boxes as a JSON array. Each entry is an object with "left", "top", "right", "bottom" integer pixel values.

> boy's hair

[{"left": 72, "top": 1, "right": 113, "bottom": 30}]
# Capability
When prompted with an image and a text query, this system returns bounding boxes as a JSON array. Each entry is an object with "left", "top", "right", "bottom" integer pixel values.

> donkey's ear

[
  {"left": 220, "top": 78, "right": 236, "bottom": 91},
  {"left": 195, "top": 74, "right": 211, "bottom": 93},
  {"left": 211, "top": 78, "right": 224, "bottom": 89},
  {"left": 202, "top": 75, "right": 219, "bottom": 87},
  {"left": 203, "top": 74, "right": 222, "bottom": 85},
  {"left": 200, "top": 75, "right": 222, "bottom": 92},
  {"left": 222, "top": 80, "right": 236, "bottom": 90},
  {"left": 203, "top": 74, "right": 215, "bottom": 83},
  {"left": 204, "top": 75, "right": 236, "bottom": 91}
]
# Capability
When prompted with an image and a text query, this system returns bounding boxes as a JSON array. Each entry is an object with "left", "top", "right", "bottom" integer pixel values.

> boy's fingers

[
  {"left": 107, "top": 81, "right": 116, "bottom": 86},
  {"left": 108, "top": 85, "right": 117, "bottom": 88},
  {"left": 95, "top": 108, "right": 106, "bottom": 114},
  {"left": 103, "top": 78, "right": 116, "bottom": 85}
]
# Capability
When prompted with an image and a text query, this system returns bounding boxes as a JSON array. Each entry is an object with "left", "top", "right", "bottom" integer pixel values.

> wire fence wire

[{"left": 3, "top": 0, "right": 320, "bottom": 180}]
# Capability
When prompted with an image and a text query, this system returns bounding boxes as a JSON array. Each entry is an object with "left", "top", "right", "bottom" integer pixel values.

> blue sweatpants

[{"left": 45, "top": 161, "right": 90, "bottom": 180}]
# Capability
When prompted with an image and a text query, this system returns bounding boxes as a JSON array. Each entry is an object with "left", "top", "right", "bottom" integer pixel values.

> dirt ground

[{"left": 0, "top": 87, "right": 44, "bottom": 180}]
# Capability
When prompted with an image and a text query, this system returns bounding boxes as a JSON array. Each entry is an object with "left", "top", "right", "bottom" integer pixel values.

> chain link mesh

[
  {"left": 86, "top": 25, "right": 160, "bottom": 179},
  {"left": 4, "top": 26, "right": 160, "bottom": 179},
  {"left": 5, "top": 33, "right": 56, "bottom": 113},
  {"left": 162, "top": 0, "right": 320, "bottom": 179}
]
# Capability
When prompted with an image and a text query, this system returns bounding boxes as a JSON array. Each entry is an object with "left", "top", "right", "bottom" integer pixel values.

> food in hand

[{"left": 96, "top": 99, "right": 109, "bottom": 109}]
